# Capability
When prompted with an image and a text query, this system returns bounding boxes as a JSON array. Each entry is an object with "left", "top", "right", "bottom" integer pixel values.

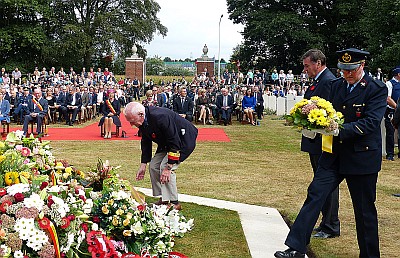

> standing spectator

[
  {"left": 253, "top": 86, "right": 264, "bottom": 120},
  {"left": 300, "top": 49, "right": 340, "bottom": 239},
  {"left": 172, "top": 86, "right": 194, "bottom": 122},
  {"left": 278, "top": 70, "right": 286, "bottom": 88},
  {"left": 132, "top": 77, "right": 141, "bottom": 100},
  {"left": 275, "top": 48, "right": 386, "bottom": 258},
  {"left": 124, "top": 102, "right": 198, "bottom": 210},
  {"left": 271, "top": 69, "right": 279, "bottom": 86},
  {"left": 12, "top": 68, "right": 22, "bottom": 85},
  {"left": 286, "top": 70, "right": 294, "bottom": 88},
  {"left": 385, "top": 67, "right": 400, "bottom": 160},
  {"left": 376, "top": 68, "right": 384, "bottom": 81}
]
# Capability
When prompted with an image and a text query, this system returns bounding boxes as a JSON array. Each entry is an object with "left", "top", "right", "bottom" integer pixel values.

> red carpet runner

[{"left": 9, "top": 114, "right": 230, "bottom": 142}]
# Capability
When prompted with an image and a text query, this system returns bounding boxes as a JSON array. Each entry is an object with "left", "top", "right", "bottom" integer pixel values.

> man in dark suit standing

[
  {"left": 253, "top": 86, "right": 264, "bottom": 120},
  {"left": 124, "top": 102, "right": 198, "bottom": 210},
  {"left": 300, "top": 49, "right": 340, "bottom": 239},
  {"left": 172, "top": 86, "right": 194, "bottom": 122},
  {"left": 275, "top": 48, "right": 387, "bottom": 258},
  {"left": 216, "top": 87, "right": 234, "bottom": 125},
  {"left": 23, "top": 87, "right": 48, "bottom": 136},
  {"left": 66, "top": 86, "right": 82, "bottom": 126}
]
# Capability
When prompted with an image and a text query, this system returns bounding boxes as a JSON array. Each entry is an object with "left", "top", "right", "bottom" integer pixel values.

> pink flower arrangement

[{"left": 20, "top": 147, "right": 31, "bottom": 157}]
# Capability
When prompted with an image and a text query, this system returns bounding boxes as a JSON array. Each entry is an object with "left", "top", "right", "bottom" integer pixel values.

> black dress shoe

[
  {"left": 393, "top": 193, "right": 400, "bottom": 197},
  {"left": 274, "top": 248, "right": 305, "bottom": 258},
  {"left": 312, "top": 231, "right": 340, "bottom": 239},
  {"left": 313, "top": 226, "right": 322, "bottom": 232}
]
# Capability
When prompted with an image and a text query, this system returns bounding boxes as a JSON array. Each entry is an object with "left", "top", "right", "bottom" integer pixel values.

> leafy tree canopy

[
  {"left": 227, "top": 0, "right": 398, "bottom": 75},
  {"left": 1, "top": 0, "right": 167, "bottom": 73}
]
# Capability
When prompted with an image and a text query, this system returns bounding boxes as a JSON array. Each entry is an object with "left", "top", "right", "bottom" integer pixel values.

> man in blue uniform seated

[
  {"left": 22, "top": 87, "right": 49, "bottom": 136},
  {"left": 275, "top": 48, "right": 387, "bottom": 258},
  {"left": 13, "top": 86, "right": 31, "bottom": 124},
  {"left": 124, "top": 102, "right": 198, "bottom": 210}
]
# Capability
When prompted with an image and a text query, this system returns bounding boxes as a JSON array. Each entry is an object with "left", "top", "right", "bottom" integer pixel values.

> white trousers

[{"left": 149, "top": 151, "right": 180, "bottom": 201}]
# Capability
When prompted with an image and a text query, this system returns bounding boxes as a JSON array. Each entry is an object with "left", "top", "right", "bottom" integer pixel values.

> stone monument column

[
  {"left": 125, "top": 45, "right": 144, "bottom": 84},
  {"left": 196, "top": 44, "right": 215, "bottom": 78}
]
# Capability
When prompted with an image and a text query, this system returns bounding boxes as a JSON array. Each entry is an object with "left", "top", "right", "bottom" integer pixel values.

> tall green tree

[
  {"left": 227, "top": 0, "right": 367, "bottom": 72},
  {"left": 362, "top": 0, "right": 400, "bottom": 75},
  {"left": 0, "top": 0, "right": 51, "bottom": 71},
  {"left": 43, "top": 0, "right": 167, "bottom": 69}
]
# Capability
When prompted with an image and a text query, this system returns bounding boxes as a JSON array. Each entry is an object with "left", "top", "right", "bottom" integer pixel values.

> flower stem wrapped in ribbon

[{"left": 285, "top": 96, "right": 344, "bottom": 153}]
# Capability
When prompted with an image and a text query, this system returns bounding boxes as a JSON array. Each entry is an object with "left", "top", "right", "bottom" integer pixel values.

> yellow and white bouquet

[{"left": 286, "top": 96, "right": 344, "bottom": 135}]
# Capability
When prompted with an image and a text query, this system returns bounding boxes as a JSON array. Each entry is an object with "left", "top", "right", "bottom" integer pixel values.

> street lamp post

[{"left": 218, "top": 14, "right": 223, "bottom": 84}]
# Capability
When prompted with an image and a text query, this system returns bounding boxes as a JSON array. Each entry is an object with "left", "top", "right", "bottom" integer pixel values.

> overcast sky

[{"left": 144, "top": 0, "right": 244, "bottom": 61}]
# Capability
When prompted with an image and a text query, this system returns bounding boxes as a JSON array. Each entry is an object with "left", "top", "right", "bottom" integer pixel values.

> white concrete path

[{"left": 137, "top": 188, "right": 305, "bottom": 258}]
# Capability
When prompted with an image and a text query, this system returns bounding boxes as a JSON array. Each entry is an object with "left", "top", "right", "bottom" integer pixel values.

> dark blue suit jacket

[
  {"left": 27, "top": 97, "right": 48, "bottom": 116},
  {"left": 320, "top": 74, "right": 387, "bottom": 175},
  {"left": 216, "top": 94, "right": 234, "bottom": 109},
  {"left": 140, "top": 106, "right": 198, "bottom": 164},
  {"left": 301, "top": 68, "right": 336, "bottom": 154},
  {"left": 172, "top": 96, "right": 194, "bottom": 116}
]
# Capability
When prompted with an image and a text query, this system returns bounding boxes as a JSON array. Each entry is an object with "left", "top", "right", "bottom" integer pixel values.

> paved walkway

[{"left": 138, "top": 188, "right": 307, "bottom": 258}]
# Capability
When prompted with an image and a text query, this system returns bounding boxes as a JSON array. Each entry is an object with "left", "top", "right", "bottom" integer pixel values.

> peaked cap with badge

[{"left": 337, "top": 48, "right": 370, "bottom": 70}]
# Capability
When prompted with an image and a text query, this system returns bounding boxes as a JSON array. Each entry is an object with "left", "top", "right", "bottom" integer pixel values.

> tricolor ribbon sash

[
  {"left": 322, "top": 135, "right": 333, "bottom": 153},
  {"left": 106, "top": 100, "right": 116, "bottom": 114},
  {"left": 32, "top": 98, "right": 44, "bottom": 111},
  {"left": 48, "top": 221, "right": 61, "bottom": 258}
]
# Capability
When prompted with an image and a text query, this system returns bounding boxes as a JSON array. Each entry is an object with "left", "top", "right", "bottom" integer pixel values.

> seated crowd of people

[{"left": 0, "top": 65, "right": 320, "bottom": 137}]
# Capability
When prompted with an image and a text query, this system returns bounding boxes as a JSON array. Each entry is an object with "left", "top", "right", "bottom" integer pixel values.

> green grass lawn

[{"left": 49, "top": 116, "right": 400, "bottom": 258}]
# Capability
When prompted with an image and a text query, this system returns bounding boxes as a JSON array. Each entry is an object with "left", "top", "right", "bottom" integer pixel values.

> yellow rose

[
  {"left": 123, "top": 219, "right": 130, "bottom": 226},
  {"left": 102, "top": 205, "right": 109, "bottom": 214},
  {"left": 123, "top": 230, "right": 132, "bottom": 236},
  {"left": 19, "top": 171, "right": 31, "bottom": 180},
  {"left": 108, "top": 199, "right": 114, "bottom": 205},
  {"left": 0, "top": 155, "right": 6, "bottom": 163},
  {"left": 116, "top": 209, "right": 124, "bottom": 216},
  {"left": 112, "top": 217, "right": 119, "bottom": 226},
  {"left": 126, "top": 213, "right": 133, "bottom": 220}
]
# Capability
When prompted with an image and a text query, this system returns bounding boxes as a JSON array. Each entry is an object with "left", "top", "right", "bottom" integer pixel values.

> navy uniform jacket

[
  {"left": 301, "top": 68, "right": 336, "bottom": 154},
  {"left": 319, "top": 74, "right": 387, "bottom": 175},
  {"left": 140, "top": 106, "right": 198, "bottom": 164}
]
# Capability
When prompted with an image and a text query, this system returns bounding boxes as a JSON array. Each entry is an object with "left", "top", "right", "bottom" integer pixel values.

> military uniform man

[
  {"left": 275, "top": 48, "right": 387, "bottom": 258},
  {"left": 124, "top": 102, "right": 198, "bottom": 210},
  {"left": 13, "top": 86, "right": 32, "bottom": 124}
]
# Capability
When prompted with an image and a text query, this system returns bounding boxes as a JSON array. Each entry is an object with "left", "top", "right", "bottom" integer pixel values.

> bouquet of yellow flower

[{"left": 286, "top": 96, "right": 344, "bottom": 135}]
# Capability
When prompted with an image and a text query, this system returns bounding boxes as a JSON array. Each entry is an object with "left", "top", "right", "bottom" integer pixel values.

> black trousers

[
  {"left": 384, "top": 108, "right": 395, "bottom": 156},
  {"left": 309, "top": 154, "right": 340, "bottom": 235},
  {"left": 285, "top": 167, "right": 379, "bottom": 258}
]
